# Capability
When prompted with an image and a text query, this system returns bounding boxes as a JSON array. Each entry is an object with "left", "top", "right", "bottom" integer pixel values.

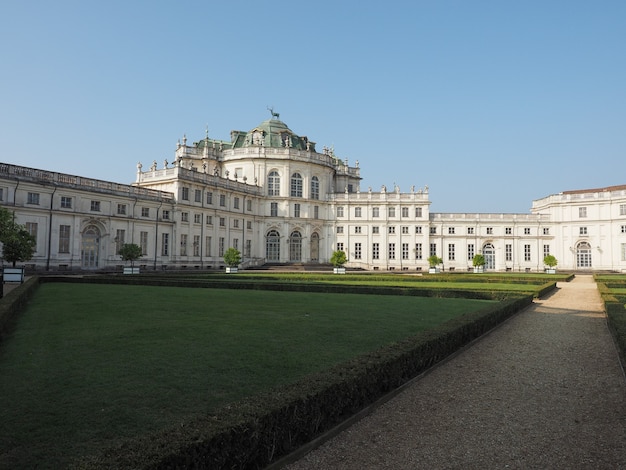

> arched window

[
  {"left": 311, "top": 176, "right": 319, "bottom": 200},
  {"left": 483, "top": 243, "right": 495, "bottom": 270},
  {"left": 266, "top": 230, "right": 280, "bottom": 261},
  {"left": 289, "top": 231, "right": 302, "bottom": 262},
  {"left": 268, "top": 171, "right": 280, "bottom": 196},
  {"left": 81, "top": 225, "right": 100, "bottom": 268},
  {"left": 291, "top": 173, "right": 303, "bottom": 198},
  {"left": 576, "top": 241, "right": 592, "bottom": 268}
]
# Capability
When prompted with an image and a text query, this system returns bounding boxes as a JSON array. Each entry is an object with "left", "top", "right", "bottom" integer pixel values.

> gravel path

[{"left": 285, "top": 275, "right": 626, "bottom": 469}]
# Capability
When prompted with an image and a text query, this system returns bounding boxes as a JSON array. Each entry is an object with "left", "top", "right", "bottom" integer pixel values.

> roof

[{"left": 562, "top": 184, "right": 626, "bottom": 195}]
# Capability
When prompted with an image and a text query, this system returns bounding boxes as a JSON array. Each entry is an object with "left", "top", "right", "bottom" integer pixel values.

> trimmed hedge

[
  {"left": 70, "top": 294, "right": 533, "bottom": 469},
  {"left": 0, "top": 276, "right": 40, "bottom": 345}
]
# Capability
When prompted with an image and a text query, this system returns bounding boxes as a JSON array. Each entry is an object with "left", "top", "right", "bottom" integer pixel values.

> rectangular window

[
  {"left": 219, "top": 195, "right": 226, "bottom": 207},
  {"left": 621, "top": 225, "right": 626, "bottom": 233},
  {"left": 524, "top": 244, "right": 531, "bottom": 262},
  {"left": 337, "top": 206, "right": 344, "bottom": 217},
  {"left": 91, "top": 200, "right": 100, "bottom": 212},
  {"left": 524, "top": 227, "right": 531, "bottom": 235},
  {"left": 218, "top": 237, "right": 225, "bottom": 257},
  {"left": 505, "top": 244, "right": 512, "bottom": 262},
  {"left": 505, "top": 227, "right": 512, "bottom": 235},
  {"left": 402, "top": 243, "right": 409, "bottom": 260},
  {"left": 415, "top": 226, "right": 422, "bottom": 234},
  {"left": 245, "top": 239, "right": 251, "bottom": 257},
  {"left": 388, "top": 226, "right": 395, "bottom": 234},
  {"left": 59, "top": 225, "right": 71, "bottom": 253},
  {"left": 247, "top": 221, "right": 252, "bottom": 229},
  {"left": 141, "top": 207, "right": 150, "bottom": 217},
  {"left": 162, "top": 210, "right": 170, "bottom": 220},
  {"left": 194, "top": 189, "right": 202, "bottom": 203},
  {"left": 486, "top": 227, "right": 493, "bottom": 235},
  {"left": 246, "top": 200, "right": 252, "bottom": 211},
  {"left": 355, "top": 207, "right": 362, "bottom": 217},
  {"left": 401, "top": 226, "right": 409, "bottom": 234},
  {"left": 467, "top": 227, "right": 474, "bottom": 235},
  {"left": 270, "top": 202, "right": 278, "bottom": 217},
  {"left": 448, "top": 243, "right": 455, "bottom": 261},
  {"left": 0, "top": 188, "right": 3, "bottom": 201},
  {"left": 193, "top": 235, "right": 200, "bottom": 256},
  {"left": 402, "top": 207, "right": 409, "bottom": 217},
  {"left": 194, "top": 214, "right": 201, "bottom": 224},
  {"left": 372, "top": 242, "right": 380, "bottom": 260},
  {"left": 182, "top": 187, "right": 189, "bottom": 201},
  {"left": 115, "top": 229, "right": 125, "bottom": 254},
  {"left": 429, "top": 243, "right": 437, "bottom": 257},
  {"left": 161, "top": 233, "right": 169, "bottom": 256},
  {"left": 219, "top": 217, "right": 225, "bottom": 227},
  {"left": 180, "top": 234, "right": 188, "bottom": 256},
  {"left": 372, "top": 226, "right": 379, "bottom": 234},
  {"left": 354, "top": 242, "right": 362, "bottom": 259},
  {"left": 620, "top": 204, "right": 626, "bottom": 216},
  {"left": 181, "top": 212, "right": 189, "bottom": 222},
  {"left": 206, "top": 236, "right": 212, "bottom": 257},
  {"left": 543, "top": 227, "right": 550, "bottom": 235},
  {"left": 234, "top": 197, "right": 240, "bottom": 209},
  {"left": 415, "top": 207, "right": 422, "bottom": 218},
  {"left": 622, "top": 243, "right": 626, "bottom": 261},
  {"left": 388, "top": 243, "right": 395, "bottom": 259},
  {"left": 415, "top": 243, "right": 422, "bottom": 260},
  {"left": 543, "top": 244, "right": 550, "bottom": 257},
  {"left": 61, "top": 196, "right": 72, "bottom": 208},
  {"left": 468, "top": 244, "right": 475, "bottom": 261},
  {"left": 233, "top": 219, "right": 239, "bottom": 228},
  {"left": 314, "top": 205, "right": 319, "bottom": 219},
  {"left": 388, "top": 207, "right": 396, "bottom": 217},
  {"left": 294, "top": 203, "right": 301, "bottom": 218},
  {"left": 448, "top": 227, "right": 455, "bottom": 235},
  {"left": 140, "top": 231, "right": 148, "bottom": 255},
  {"left": 206, "top": 215, "right": 213, "bottom": 225},
  {"left": 372, "top": 207, "right": 380, "bottom": 218},
  {"left": 430, "top": 226, "right": 437, "bottom": 235},
  {"left": 233, "top": 238, "right": 239, "bottom": 252},
  {"left": 27, "top": 192, "right": 40, "bottom": 205},
  {"left": 337, "top": 226, "right": 344, "bottom": 234},
  {"left": 206, "top": 192, "right": 213, "bottom": 204},
  {"left": 118, "top": 204, "right": 127, "bottom": 215},
  {"left": 579, "top": 207, "right": 587, "bottom": 218},
  {"left": 337, "top": 242, "right": 344, "bottom": 252},
  {"left": 354, "top": 226, "right": 362, "bottom": 234},
  {"left": 580, "top": 227, "right": 588, "bottom": 235}
]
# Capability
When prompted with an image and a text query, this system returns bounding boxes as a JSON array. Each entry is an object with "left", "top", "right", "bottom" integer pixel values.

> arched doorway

[
  {"left": 81, "top": 225, "right": 100, "bottom": 269},
  {"left": 576, "top": 241, "right": 592, "bottom": 268},
  {"left": 266, "top": 230, "right": 280, "bottom": 262},
  {"left": 310, "top": 232, "right": 319, "bottom": 261},
  {"left": 483, "top": 243, "right": 495, "bottom": 270},
  {"left": 289, "top": 231, "right": 302, "bottom": 262}
]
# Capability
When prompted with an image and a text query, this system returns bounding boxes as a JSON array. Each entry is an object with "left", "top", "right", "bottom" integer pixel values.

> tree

[
  {"left": 543, "top": 254, "right": 558, "bottom": 268},
  {"left": 472, "top": 254, "right": 485, "bottom": 267},
  {"left": 330, "top": 250, "right": 347, "bottom": 268},
  {"left": 118, "top": 243, "right": 143, "bottom": 268},
  {"left": 427, "top": 255, "right": 443, "bottom": 268},
  {"left": 223, "top": 247, "right": 241, "bottom": 267},
  {"left": 0, "top": 207, "right": 36, "bottom": 267}
]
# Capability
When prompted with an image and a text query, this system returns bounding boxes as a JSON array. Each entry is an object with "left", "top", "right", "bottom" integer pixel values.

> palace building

[{"left": 1, "top": 114, "right": 626, "bottom": 272}]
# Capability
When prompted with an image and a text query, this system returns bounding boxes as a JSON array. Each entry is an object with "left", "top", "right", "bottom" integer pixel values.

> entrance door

[
  {"left": 310, "top": 232, "right": 319, "bottom": 261},
  {"left": 81, "top": 225, "right": 100, "bottom": 268},
  {"left": 483, "top": 243, "right": 495, "bottom": 270},
  {"left": 266, "top": 230, "right": 280, "bottom": 262},
  {"left": 289, "top": 231, "right": 302, "bottom": 262},
  {"left": 576, "top": 241, "right": 592, "bottom": 268}
]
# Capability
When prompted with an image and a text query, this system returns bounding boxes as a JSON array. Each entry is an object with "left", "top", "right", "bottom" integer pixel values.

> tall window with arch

[
  {"left": 266, "top": 230, "right": 281, "bottom": 262},
  {"left": 291, "top": 172, "right": 303, "bottom": 197},
  {"left": 311, "top": 176, "right": 319, "bottom": 200},
  {"left": 268, "top": 171, "right": 280, "bottom": 196}
]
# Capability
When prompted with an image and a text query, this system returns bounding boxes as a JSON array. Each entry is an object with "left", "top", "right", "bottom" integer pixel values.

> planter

[
  {"left": 545, "top": 268, "right": 556, "bottom": 274},
  {"left": 473, "top": 266, "right": 484, "bottom": 273},
  {"left": 123, "top": 267, "right": 140, "bottom": 275},
  {"left": 3, "top": 267, "right": 25, "bottom": 283},
  {"left": 225, "top": 267, "right": 238, "bottom": 273},
  {"left": 428, "top": 267, "right": 440, "bottom": 274},
  {"left": 333, "top": 267, "right": 346, "bottom": 274}
]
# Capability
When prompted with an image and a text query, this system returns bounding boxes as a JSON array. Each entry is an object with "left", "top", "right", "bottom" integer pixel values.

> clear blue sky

[{"left": 1, "top": 1, "right": 624, "bottom": 213}]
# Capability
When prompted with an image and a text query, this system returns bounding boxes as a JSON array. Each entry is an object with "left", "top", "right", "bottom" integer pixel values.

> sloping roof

[{"left": 562, "top": 184, "right": 626, "bottom": 195}]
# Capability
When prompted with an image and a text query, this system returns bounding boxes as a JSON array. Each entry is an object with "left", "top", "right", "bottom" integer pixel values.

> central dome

[{"left": 232, "top": 117, "right": 316, "bottom": 151}]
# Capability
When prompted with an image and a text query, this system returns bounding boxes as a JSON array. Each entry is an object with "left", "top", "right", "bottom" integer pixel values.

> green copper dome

[{"left": 231, "top": 116, "right": 316, "bottom": 151}]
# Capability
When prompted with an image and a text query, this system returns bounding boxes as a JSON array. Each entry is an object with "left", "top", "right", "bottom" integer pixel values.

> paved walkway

[{"left": 286, "top": 275, "right": 626, "bottom": 469}]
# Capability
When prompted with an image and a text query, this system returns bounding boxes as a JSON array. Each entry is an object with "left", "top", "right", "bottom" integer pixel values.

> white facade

[{"left": 2, "top": 116, "right": 626, "bottom": 272}]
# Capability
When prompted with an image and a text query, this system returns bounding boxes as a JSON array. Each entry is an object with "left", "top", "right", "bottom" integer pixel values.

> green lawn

[{"left": 0, "top": 283, "right": 494, "bottom": 468}]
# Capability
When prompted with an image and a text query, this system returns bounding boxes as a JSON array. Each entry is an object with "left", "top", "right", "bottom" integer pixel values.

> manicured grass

[{"left": 0, "top": 283, "right": 494, "bottom": 468}]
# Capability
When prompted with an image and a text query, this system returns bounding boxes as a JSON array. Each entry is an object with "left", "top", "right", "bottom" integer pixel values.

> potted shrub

[
  {"left": 330, "top": 250, "right": 347, "bottom": 274},
  {"left": 119, "top": 243, "right": 143, "bottom": 274},
  {"left": 0, "top": 208, "right": 35, "bottom": 283},
  {"left": 472, "top": 254, "right": 485, "bottom": 273},
  {"left": 427, "top": 255, "right": 442, "bottom": 274},
  {"left": 544, "top": 254, "right": 558, "bottom": 274},
  {"left": 223, "top": 247, "right": 241, "bottom": 273}
]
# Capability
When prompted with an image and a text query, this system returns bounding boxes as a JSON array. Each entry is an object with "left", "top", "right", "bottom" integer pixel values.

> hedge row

[
  {"left": 596, "top": 278, "right": 626, "bottom": 368},
  {"left": 70, "top": 293, "right": 534, "bottom": 469},
  {"left": 0, "top": 276, "right": 40, "bottom": 345}
]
